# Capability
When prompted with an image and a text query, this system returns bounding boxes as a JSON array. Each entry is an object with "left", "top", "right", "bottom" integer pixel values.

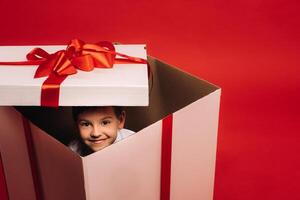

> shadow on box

[{"left": 0, "top": 56, "right": 220, "bottom": 200}]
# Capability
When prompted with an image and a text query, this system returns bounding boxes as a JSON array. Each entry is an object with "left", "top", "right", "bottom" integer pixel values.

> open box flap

[
  {"left": 0, "top": 107, "right": 36, "bottom": 200},
  {"left": 83, "top": 121, "right": 162, "bottom": 200},
  {"left": 29, "top": 122, "right": 86, "bottom": 200}
]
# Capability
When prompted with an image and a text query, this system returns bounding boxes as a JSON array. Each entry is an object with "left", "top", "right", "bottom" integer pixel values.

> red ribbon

[
  {"left": 0, "top": 39, "right": 147, "bottom": 107},
  {"left": 161, "top": 114, "right": 173, "bottom": 200}
]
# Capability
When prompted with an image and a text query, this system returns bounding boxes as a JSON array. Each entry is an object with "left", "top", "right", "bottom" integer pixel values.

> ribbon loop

[{"left": 26, "top": 48, "right": 50, "bottom": 61}]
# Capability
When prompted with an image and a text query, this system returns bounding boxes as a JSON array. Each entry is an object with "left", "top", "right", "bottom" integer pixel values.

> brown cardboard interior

[
  {"left": 15, "top": 56, "right": 219, "bottom": 147},
  {"left": 126, "top": 56, "right": 219, "bottom": 131}
]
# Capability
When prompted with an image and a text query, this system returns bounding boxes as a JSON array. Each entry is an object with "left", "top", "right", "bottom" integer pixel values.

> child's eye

[
  {"left": 101, "top": 120, "right": 111, "bottom": 126},
  {"left": 79, "top": 121, "right": 91, "bottom": 127}
]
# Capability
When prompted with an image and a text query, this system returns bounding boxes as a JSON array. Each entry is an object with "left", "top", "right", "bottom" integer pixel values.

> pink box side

[
  {"left": 171, "top": 89, "right": 221, "bottom": 200},
  {"left": 83, "top": 121, "right": 163, "bottom": 200}
]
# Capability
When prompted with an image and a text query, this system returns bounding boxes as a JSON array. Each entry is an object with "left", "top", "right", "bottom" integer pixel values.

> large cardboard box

[{"left": 0, "top": 44, "right": 221, "bottom": 200}]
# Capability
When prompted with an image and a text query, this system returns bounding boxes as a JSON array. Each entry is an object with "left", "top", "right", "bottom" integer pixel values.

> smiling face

[{"left": 76, "top": 107, "right": 125, "bottom": 152}]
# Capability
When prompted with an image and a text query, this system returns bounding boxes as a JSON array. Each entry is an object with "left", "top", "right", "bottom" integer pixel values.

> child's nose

[{"left": 90, "top": 126, "right": 102, "bottom": 138}]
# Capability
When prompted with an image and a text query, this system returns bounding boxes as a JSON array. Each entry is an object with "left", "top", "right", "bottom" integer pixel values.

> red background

[{"left": 0, "top": 0, "right": 299, "bottom": 199}]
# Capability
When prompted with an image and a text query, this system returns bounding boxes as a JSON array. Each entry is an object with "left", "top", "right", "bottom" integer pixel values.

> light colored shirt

[{"left": 114, "top": 128, "right": 135, "bottom": 143}]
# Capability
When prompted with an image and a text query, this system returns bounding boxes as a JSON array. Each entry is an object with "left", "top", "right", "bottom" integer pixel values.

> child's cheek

[{"left": 80, "top": 129, "right": 90, "bottom": 139}]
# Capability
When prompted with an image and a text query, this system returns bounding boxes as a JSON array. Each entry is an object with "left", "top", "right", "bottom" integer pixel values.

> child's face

[{"left": 76, "top": 107, "right": 125, "bottom": 152}]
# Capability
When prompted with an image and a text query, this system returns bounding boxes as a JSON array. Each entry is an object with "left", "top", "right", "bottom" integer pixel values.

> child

[{"left": 69, "top": 106, "right": 135, "bottom": 156}]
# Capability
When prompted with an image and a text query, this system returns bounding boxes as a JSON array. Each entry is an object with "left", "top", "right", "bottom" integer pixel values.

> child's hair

[{"left": 72, "top": 106, "right": 124, "bottom": 122}]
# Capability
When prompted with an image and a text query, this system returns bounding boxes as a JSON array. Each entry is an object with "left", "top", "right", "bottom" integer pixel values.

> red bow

[{"left": 26, "top": 39, "right": 145, "bottom": 78}]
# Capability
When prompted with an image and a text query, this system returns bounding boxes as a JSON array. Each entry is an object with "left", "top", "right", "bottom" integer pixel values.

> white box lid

[{"left": 0, "top": 44, "right": 148, "bottom": 106}]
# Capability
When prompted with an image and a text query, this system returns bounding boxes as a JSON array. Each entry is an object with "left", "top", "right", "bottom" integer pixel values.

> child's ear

[{"left": 118, "top": 111, "right": 126, "bottom": 129}]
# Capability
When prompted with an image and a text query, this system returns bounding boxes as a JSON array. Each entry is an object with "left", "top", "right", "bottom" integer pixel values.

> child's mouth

[{"left": 89, "top": 139, "right": 106, "bottom": 144}]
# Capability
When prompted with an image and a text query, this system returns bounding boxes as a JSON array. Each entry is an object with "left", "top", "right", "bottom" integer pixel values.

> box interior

[{"left": 14, "top": 56, "right": 219, "bottom": 147}]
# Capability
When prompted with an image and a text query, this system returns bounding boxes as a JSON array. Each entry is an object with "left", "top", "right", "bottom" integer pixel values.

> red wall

[{"left": 1, "top": 0, "right": 300, "bottom": 199}]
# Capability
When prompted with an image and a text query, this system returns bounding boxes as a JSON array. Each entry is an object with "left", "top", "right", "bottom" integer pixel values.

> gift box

[{"left": 0, "top": 42, "right": 221, "bottom": 200}]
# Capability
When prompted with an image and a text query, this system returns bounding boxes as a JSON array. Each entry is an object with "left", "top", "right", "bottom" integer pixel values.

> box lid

[{"left": 0, "top": 44, "right": 148, "bottom": 106}]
